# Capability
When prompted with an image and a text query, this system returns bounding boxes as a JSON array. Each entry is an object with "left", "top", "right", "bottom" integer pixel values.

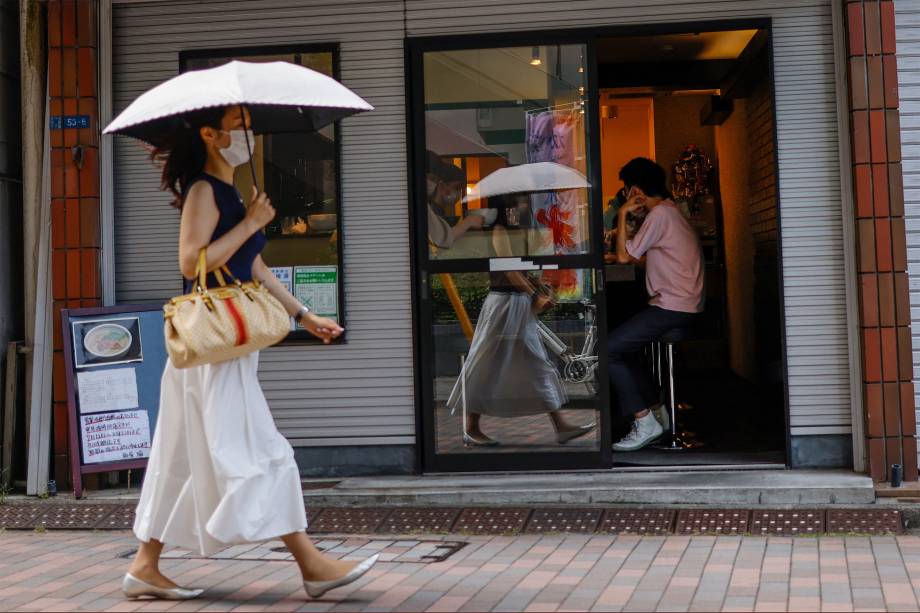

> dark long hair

[{"left": 150, "top": 106, "right": 226, "bottom": 209}]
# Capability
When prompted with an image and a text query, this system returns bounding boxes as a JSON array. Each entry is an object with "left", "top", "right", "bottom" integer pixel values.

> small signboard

[
  {"left": 62, "top": 305, "right": 168, "bottom": 498},
  {"left": 50, "top": 115, "right": 91, "bottom": 129}
]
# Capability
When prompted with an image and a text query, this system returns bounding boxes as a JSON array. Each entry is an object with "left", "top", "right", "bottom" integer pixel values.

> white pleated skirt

[
  {"left": 446, "top": 292, "right": 567, "bottom": 418},
  {"left": 133, "top": 352, "right": 306, "bottom": 556}
]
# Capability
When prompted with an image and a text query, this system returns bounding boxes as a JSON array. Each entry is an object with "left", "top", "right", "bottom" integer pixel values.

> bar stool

[{"left": 654, "top": 326, "right": 703, "bottom": 451}]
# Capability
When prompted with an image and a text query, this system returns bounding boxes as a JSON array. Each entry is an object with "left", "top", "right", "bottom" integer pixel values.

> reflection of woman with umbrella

[
  {"left": 105, "top": 61, "right": 378, "bottom": 601},
  {"left": 447, "top": 163, "right": 596, "bottom": 447}
]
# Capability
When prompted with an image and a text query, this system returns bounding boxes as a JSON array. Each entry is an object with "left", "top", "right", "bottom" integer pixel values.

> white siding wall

[
  {"left": 896, "top": 0, "right": 920, "bottom": 450},
  {"left": 112, "top": 0, "right": 414, "bottom": 447},
  {"left": 110, "top": 0, "right": 852, "bottom": 447}
]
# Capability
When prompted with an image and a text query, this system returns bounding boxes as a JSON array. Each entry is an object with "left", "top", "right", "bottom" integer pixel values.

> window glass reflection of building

[
  {"left": 446, "top": 193, "right": 596, "bottom": 447},
  {"left": 423, "top": 44, "right": 592, "bottom": 262}
]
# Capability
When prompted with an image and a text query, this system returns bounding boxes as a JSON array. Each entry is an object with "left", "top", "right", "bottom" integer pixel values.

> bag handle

[{"left": 194, "top": 248, "right": 241, "bottom": 292}]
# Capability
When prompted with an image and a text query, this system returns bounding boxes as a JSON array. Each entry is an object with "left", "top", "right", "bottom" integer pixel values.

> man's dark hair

[
  {"left": 426, "top": 150, "right": 466, "bottom": 185},
  {"left": 618, "top": 157, "right": 671, "bottom": 199}
]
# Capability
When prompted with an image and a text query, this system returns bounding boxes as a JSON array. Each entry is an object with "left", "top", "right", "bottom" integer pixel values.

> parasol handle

[{"left": 240, "top": 104, "right": 260, "bottom": 193}]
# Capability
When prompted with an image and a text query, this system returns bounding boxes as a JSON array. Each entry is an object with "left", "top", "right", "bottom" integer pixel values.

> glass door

[{"left": 410, "top": 40, "right": 610, "bottom": 472}]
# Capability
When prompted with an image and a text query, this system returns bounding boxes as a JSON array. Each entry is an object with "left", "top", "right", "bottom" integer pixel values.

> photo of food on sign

[{"left": 72, "top": 317, "right": 143, "bottom": 368}]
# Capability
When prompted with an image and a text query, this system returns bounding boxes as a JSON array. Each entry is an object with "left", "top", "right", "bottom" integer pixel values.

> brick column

[
  {"left": 48, "top": 0, "right": 101, "bottom": 488},
  {"left": 845, "top": 0, "right": 917, "bottom": 482}
]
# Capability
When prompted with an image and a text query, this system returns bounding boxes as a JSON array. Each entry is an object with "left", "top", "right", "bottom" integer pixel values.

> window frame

[{"left": 178, "top": 43, "right": 347, "bottom": 344}]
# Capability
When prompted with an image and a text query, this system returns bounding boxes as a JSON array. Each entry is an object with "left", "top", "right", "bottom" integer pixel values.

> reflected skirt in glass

[{"left": 447, "top": 292, "right": 568, "bottom": 418}]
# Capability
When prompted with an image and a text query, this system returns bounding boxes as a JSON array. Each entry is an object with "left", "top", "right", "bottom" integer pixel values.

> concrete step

[{"left": 302, "top": 469, "right": 876, "bottom": 507}]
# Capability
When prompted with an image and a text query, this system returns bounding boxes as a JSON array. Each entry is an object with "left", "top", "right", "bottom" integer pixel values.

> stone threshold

[
  {"left": 3, "top": 468, "right": 877, "bottom": 507},
  {"left": 300, "top": 469, "right": 876, "bottom": 507}
]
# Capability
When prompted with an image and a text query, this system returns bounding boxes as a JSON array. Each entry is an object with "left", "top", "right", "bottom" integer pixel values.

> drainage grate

[
  {"left": 94, "top": 506, "right": 136, "bottom": 530},
  {"left": 123, "top": 538, "right": 467, "bottom": 564},
  {"left": 307, "top": 508, "right": 391, "bottom": 534},
  {"left": 598, "top": 509, "right": 676, "bottom": 535},
  {"left": 306, "top": 507, "right": 324, "bottom": 526},
  {"left": 0, "top": 504, "right": 47, "bottom": 529},
  {"left": 826, "top": 509, "right": 902, "bottom": 534},
  {"left": 525, "top": 508, "right": 603, "bottom": 534},
  {"left": 751, "top": 510, "right": 824, "bottom": 536},
  {"left": 0, "top": 503, "right": 908, "bottom": 536},
  {"left": 676, "top": 509, "right": 750, "bottom": 535},
  {"left": 379, "top": 508, "right": 461, "bottom": 534},
  {"left": 453, "top": 508, "right": 532, "bottom": 535},
  {"left": 34, "top": 505, "right": 116, "bottom": 530}
]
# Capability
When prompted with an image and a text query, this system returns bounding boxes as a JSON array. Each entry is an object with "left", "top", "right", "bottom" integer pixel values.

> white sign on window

[
  {"left": 270, "top": 266, "right": 296, "bottom": 331},
  {"left": 294, "top": 266, "right": 338, "bottom": 326}
]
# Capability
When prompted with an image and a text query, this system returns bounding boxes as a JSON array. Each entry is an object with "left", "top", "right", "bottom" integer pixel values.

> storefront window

[
  {"left": 423, "top": 45, "right": 592, "bottom": 262},
  {"left": 417, "top": 42, "right": 603, "bottom": 469},
  {"left": 182, "top": 47, "right": 343, "bottom": 338}
]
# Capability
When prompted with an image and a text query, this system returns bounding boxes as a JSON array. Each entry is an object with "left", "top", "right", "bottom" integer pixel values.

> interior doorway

[{"left": 597, "top": 28, "right": 787, "bottom": 466}]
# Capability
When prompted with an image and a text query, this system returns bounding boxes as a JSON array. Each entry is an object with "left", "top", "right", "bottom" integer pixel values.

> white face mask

[{"left": 218, "top": 129, "right": 255, "bottom": 167}]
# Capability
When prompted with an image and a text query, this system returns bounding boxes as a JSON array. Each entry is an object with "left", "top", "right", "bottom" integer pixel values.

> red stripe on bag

[{"left": 224, "top": 297, "right": 248, "bottom": 346}]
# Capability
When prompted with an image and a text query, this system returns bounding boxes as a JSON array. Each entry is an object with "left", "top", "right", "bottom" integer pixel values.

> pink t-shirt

[{"left": 626, "top": 200, "right": 704, "bottom": 313}]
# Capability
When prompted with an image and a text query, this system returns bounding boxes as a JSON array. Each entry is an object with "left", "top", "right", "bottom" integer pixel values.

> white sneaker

[{"left": 613, "top": 413, "right": 664, "bottom": 451}]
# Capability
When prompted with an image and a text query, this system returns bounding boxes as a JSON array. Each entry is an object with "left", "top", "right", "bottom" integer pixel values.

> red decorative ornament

[{"left": 536, "top": 205, "right": 576, "bottom": 251}]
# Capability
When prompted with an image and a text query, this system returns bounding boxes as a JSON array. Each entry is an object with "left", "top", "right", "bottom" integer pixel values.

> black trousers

[{"left": 607, "top": 306, "right": 697, "bottom": 418}]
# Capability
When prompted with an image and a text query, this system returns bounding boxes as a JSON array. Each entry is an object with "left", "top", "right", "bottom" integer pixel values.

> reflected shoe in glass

[
  {"left": 122, "top": 573, "right": 204, "bottom": 600},
  {"left": 654, "top": 404, "right": 670, "bottom": 431},
  {"left": 463, "top": 432, "right": 499, "bottom": 447},
  {"left": 304, "top": 554, "right": 380, "bottom": 599},
  {"left": 556, "top": 422, "right": 596, "bottom": 444},
  {"left": 613, "top": 413, "right": 663, "bottom": 451}
]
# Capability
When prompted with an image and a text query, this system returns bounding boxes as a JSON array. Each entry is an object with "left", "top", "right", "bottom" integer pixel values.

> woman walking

[{"left": 122, "top": 104, "right": 377, "bottom": 600}]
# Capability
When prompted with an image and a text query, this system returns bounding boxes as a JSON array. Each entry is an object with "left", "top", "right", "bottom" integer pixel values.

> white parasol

[
  {"left": 463, "top": 162, "right": 590, "bottom": 202},
  {"left": 103, "top": 60, "right": 373, "bottom": 147}
]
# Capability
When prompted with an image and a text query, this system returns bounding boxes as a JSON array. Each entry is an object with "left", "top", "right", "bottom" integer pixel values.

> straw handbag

[{"left": 163, "top": 249, "right": 290, "bottom": 368}]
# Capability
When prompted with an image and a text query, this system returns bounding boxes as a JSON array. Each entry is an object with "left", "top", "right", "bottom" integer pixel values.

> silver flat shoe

[
  {"left": 304, "top": 554, "right": 379, "bottom": 599},
  {"left": 463, "top": 432, "right": 499, "bottom": 447},
  {"left": 122, "top": 573, "right": 204, "bottom": 600},
  {"left": 556, "top": 422, "right": 596, "bottom": 444}
]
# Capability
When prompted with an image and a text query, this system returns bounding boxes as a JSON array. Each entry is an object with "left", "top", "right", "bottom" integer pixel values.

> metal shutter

[
  {"left": 111, "top": 0, "right": 413, "bottom": 447},
  {"left": 896, "top": 0, "right": 920, "bottom": 453},
  {"left": 406, "top": 0, "right": 852, "bottom": 438}
]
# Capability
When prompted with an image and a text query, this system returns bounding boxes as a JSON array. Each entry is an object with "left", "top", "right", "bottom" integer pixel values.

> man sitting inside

[{"left": 609, "top": 157, "right": 704, "bottom": 451}]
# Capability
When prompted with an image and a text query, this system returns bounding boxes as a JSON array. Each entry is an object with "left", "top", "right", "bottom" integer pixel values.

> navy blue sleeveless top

[{"left": 183, "top": 174, "right": 266, "bottom": 292}]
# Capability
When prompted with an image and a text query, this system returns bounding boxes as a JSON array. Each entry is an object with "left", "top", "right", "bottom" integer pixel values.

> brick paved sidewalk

[{"left": 3, "top": 531, "right": 920, "bottom": 612}]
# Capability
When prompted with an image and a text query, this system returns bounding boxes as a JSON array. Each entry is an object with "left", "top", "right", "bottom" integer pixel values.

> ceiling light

[{"left": 530, "top": 46, "right": 542, "bottom": 66}]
